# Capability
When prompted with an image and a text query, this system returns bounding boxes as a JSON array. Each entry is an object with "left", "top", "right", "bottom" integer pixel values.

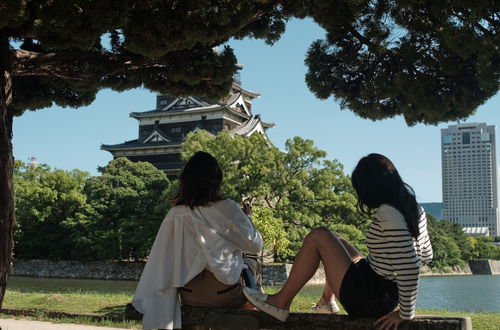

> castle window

[
  {"left": 171, "top": 127, "right": 181, "bottom": 134},
  {"left": 159, "top": 99, "right": 167, "bottom": 105}
]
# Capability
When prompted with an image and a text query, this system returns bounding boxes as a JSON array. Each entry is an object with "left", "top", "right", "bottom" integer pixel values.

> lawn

[{"left": 2, "top": 277, "right": 499, "bottom": 329}]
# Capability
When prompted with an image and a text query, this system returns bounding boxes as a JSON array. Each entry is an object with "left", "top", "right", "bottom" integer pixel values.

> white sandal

[{"left": 243, "top": 287, "right": 290, "bottom": 322}]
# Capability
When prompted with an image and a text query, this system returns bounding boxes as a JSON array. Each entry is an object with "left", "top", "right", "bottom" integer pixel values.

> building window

[
  {"left": 159, "top": 99, "right": 167, "bottom": 106},
  {"left": 443, "top": 135, "right": 453, "bottom": 144},
  {"left": 171, "top": 127, "right": 181, "bottom": 133},
  {"left": 462, "top": 132, "right": 471, "bottom": 144}
]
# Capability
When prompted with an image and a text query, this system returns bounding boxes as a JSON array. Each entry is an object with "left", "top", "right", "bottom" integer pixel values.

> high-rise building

[{"left": 441, "top": 123, "right": 499, "bottom": 236}]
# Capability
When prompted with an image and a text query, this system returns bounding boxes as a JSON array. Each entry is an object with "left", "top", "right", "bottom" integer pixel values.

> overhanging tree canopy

[{"left": 0, "top": 0, "right": 498, "bottom": 308}]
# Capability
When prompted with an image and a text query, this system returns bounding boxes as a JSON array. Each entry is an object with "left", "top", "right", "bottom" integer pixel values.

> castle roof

[
  {"left": 129, "top": 82, "right": 258, "bottom": 120},
  {"left": 101, "top": 139, "right": 181, "bottom": 151}
]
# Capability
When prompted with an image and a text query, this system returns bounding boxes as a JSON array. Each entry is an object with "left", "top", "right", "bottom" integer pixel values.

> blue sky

[{"left": 12, "top": 19, "right": 499, "bottom": 203}]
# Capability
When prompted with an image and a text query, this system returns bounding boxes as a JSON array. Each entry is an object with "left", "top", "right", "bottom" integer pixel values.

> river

[
  {"left": 296, "top": 275, "right": 500, "bottom": 313},
  {"left": 8, "top": 275, "right": 500, "bottom": 313}
]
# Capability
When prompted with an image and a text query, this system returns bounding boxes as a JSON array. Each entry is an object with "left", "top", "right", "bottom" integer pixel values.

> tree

[
  {"left": 181, "top": 130, "right": 365, "bottom": 258},
  {"left": 13, "top": 160, "right": 92, "bottom": 260},
  {"left": 252, "top": 206, "right": 291, "bottom": 261},
  {"left": 84, "top": 158, "right": 170, "bottom": 260},
  {"left": 301, "top": 0, "right": 499, "bottom": 125},
  {"left": 0, "top": 0, "right": 287, "bottom": 307},
  {"left": 1, "top": 0, "right": 498, "bottom": 308}
]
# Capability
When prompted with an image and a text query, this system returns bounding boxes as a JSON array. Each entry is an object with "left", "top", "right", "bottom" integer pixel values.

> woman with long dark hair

[
  {"left": 244, "top": 153, "right": 433, "bottom": 330},
  {"left": 132, "top": 151, "right": 263, "bottom": 330}
]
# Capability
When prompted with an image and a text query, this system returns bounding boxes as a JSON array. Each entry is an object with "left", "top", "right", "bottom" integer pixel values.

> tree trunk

[{"left": 0, "top": 34, "right": 14, "bottom": 310}]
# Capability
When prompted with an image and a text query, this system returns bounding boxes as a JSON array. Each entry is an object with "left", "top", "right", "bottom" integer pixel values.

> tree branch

[
  {"left": 11, "top": 49, "right": 163, "bottom": 80},
  {"left": 348, "top": 27, "right": 381, "bottom": 53}
]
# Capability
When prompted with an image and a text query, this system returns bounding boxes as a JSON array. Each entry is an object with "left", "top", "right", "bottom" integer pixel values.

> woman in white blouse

[
  {"left": 244, "top": 153, "right": 432, "bottom": 330},
  {"left": 132, "top": 151, "right": 263, "bottom": 330}
]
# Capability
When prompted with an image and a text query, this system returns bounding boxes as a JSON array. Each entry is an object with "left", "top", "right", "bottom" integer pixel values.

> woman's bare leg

[
  {"left": 265, "top": 227, "right": 353, "bottom": 310},
  {"left": 317, "top": 235, "right": 363, "bottom": 304}
]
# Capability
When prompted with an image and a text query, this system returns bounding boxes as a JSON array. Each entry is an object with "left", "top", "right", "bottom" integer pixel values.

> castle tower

[{"left": 101, "top": 82, "right": 274, "bottom": 177}]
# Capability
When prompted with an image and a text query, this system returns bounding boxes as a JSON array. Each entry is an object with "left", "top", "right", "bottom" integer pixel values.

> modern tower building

[{"left": 441, "top": 123, "right": 499, "bottom": 236}]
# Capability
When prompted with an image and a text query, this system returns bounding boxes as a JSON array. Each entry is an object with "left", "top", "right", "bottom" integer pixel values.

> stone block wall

[
  {"left": 11, "top": 259, "right": 145, "bottom": 280},
  {"left": 11, "top": 259, "right": 497, "bottom": 283},
  {"left": 469, "top": 259, "right": 500, "bottom": 275},
  {"left": 11, "top": 259, "right": 325, "bottom": 284}
]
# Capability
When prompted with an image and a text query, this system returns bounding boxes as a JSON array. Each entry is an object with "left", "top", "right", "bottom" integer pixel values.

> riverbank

[{"left": 12, "top": 259, "right": 500, "bottom": 284}]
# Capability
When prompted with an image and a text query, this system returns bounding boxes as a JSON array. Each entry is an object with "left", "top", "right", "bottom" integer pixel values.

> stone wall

[
  {"left": 469, "top": 259, "right": 500, "bottom": 275},
  {"left": 11, "top": 259, "right": 497, "bottom": 283},
  {"left": 420, "top": 264, "right": 472, "bottom": 276},
  {"left": 262, "top": 264, "right": 325, "bottom": 285},
  {"left": 12, "top": 259, "right": 324, "bottom": 285},
  {"left": 11, "top": 259, "right": 144, "bottom": 280}
]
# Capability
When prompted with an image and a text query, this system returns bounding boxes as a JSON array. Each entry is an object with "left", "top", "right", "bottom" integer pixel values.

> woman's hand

[{"left": 374, "top": 307, "right": 404, "bottom": 330}]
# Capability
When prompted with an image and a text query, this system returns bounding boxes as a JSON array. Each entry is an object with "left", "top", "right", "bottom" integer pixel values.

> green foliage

[
  {"left": 299, "top": 0, "right": 499, "bottom": 125},
  {"left": 328, "top": 223, "right": 368, "bottom": 256},
  {"left": 427, "top": 214, "right": 466, "bottom": 267},
  {"left": 473, "top": 237, "right": 500, "bottom": 260},
  {"left": 252, "top": 206, "right": 291, "bottom": 260},
  {"left": 427, "top": 214, "right": 500, "bottom": 268},
  {"left": 13, "top": 158, "right": 171, "bottom": 261},
  {"left": 5, "top": 1, "right": 289, "bottom": 116},
  {"left": 13, "top": 160, "right": 92, "bottom": 260},
  {"left": 181, "top": 130, "right": 365, "bottom": 259},
  {"left": 84, "top": 158, "right": 171, "bottom": 260},
  {"left": 1, "top": 1, "right": 496, "bottom": 122}
]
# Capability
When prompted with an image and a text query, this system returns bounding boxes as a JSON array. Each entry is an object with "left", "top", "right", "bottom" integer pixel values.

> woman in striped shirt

[{"left": 244, "top": 153, "right": 433, "bottom": 330}]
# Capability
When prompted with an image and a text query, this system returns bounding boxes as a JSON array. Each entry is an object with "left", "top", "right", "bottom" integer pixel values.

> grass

[{"left": 2, "top": 279, "right": 499, "bottom": 329}]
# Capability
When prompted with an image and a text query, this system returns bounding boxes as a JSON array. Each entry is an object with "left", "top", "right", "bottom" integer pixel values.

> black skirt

[{"left": 339, "top": 258, "right": 398, "bottom": 318}]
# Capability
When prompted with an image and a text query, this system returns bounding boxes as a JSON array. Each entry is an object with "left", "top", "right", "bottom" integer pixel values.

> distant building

[
  {"left": 463, "top": 226, "right": 490, "bottom": 237},
  {"left": 420, "top": 202, "right": 442, "bottom": 220},
  {"left": 441, "top": 123, "right": 499, "bottom": 236},
  {"left": 101, "top": 82, "right": 274, "bottom": 177}
]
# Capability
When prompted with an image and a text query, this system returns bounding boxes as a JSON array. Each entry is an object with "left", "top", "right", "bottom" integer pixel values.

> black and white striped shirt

[{"left": 366, "top": 204, "right": 433, "bottom": 320}]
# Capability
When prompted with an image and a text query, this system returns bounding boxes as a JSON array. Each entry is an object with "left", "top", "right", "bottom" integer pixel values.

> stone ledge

[{"left": 125, "top": 304, "right": 472, "bottom": 330}]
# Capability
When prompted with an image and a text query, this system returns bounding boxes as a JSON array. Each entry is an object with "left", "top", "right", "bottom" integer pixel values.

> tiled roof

[
  {"left": 101, "top": 139, "right": 181, "bottom": 150},
  {"left": 130, "top": 103, "right": 224, "bottom": 118}
]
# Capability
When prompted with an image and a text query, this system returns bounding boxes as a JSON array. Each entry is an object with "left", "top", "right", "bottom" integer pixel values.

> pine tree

[
  {"left": 0, "top": 0, "right": 498, "bottom": 308},
  {"left": 0, "top": 0, "right": 286, "bottom": 308}
]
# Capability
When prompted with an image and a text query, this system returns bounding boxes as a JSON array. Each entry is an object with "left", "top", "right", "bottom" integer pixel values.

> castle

[{"left": 102, "top": 81, "right": 274, "bottom": 177}]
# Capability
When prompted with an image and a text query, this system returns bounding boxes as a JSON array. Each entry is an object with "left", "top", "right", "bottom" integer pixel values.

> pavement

[{"left": 0, "top": 318, "right": 133, "bottom": 330}]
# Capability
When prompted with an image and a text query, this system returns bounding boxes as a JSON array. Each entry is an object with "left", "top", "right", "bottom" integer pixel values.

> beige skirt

[{"left": 178, "top": 258, "right": 260, "bottom": 308}]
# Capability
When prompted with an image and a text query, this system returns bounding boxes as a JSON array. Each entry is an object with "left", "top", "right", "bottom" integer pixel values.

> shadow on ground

[{"left": 96, "top": 305, "right": 126, "bottom": 318}]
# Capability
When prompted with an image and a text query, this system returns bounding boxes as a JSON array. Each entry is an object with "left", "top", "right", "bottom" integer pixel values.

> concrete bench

[{"left": 125, "top": 304, "right": 472, "bottom": 329}]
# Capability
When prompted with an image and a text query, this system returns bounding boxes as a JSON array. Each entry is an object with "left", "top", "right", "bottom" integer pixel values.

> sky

[{"left": 12, "top": 19, "right": 499, "bottom": 203}]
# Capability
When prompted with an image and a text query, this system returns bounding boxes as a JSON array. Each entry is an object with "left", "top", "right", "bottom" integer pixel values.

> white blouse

[{"left": 132, "top": 199, "right": 263, "bottom": 329}]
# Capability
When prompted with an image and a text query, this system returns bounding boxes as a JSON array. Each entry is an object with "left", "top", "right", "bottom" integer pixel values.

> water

[
  {"left": 7, "top": 275, "right": 500, "bottom": 313},
  {"left": 417, "top": 275, "right": 500, "bottom": 313},
  {"left": 294, "top": 275, "right": 500, "bottom": 313}
]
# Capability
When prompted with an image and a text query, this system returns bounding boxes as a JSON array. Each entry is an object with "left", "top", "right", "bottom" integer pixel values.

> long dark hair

[
  {"left": 173, "top": 151, "right": 223, "bottom": 208},
  {"left": 351, "top": 153, "right": 420, "bottom": 238}
]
